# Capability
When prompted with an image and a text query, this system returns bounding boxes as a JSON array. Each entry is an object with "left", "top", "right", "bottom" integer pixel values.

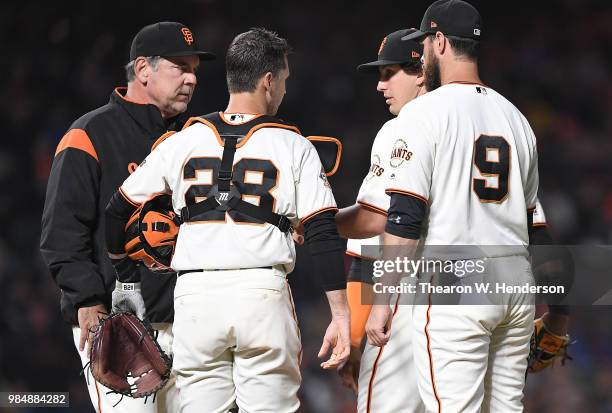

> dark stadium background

[{"left": 1, "top": 0, "right": 611, "bottom": 411}]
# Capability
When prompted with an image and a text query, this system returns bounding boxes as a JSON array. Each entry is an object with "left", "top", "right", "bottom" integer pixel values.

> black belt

[{"left": 178, "top": 266, "right": 273, "bottom": 276}]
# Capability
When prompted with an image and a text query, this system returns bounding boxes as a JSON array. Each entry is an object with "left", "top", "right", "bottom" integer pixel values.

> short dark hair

[
  {"left": 447, "top": 35, "right": 480, "bottom": 60},
  {"left": 428, "top": 34, "right": 480, "bottom": 61},
  {"left": 226, "top": 28, "right": 291, "bottom": 93}
]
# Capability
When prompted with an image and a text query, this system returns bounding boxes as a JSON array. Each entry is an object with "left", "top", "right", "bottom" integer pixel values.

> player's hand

[
  {"left": 366, "top": 304, "right": 392, "bottom": 347},
  {"left": 292, "top": 222, "right": 304, "bottom": 245},
  {"left": 319, "top": 315, "right": 350, "bottom": 370},
  {"left": 541, "top": 312, "right": 569, "bottom": 336},
  {"left": 112, "top": 282, "right": 146, "bottom": 320},
  {"left": 338, "top": 346, "right": 362, "bottom": 394},
  {"left": 77, "top": 303, "right": 108, "bottom": 354}
]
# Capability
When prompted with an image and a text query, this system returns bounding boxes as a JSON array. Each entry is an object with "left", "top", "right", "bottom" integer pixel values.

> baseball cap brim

[
  {"left": 162, "top": 50, "right": 216, "bottom": 60},
  {"left": 357, "top": 59, "right": 410, "bottom": 73},
  {"left": 401, "top": 29, "right": 429, "bottom": 41}
]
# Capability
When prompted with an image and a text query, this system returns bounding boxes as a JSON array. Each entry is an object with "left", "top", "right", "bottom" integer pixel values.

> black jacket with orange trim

[{"left": 40, "top": 88, "right": 187, "bottom": 325}]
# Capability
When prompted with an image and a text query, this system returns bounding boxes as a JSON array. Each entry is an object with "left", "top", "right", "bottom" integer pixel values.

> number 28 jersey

[
  {"left": 387, "top": 83, "right": 539, "bottom": 246},
  {"left": 119, "top": 113, "right": 336, "bottom": 272}
]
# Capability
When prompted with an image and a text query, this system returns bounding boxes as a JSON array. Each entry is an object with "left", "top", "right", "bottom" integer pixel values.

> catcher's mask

[{"left": 125, "top": 194, "right": 180, "bottom": 273}]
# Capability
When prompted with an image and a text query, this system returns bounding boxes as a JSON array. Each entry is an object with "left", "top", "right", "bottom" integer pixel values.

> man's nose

[{"left": 184, "top": 72, "right": 197, "bottom": 87}]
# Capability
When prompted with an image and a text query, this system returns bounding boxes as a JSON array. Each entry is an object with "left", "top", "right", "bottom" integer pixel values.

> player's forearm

[
  {"left": 325, "top": 289, "right": 350, "bottom": 318},
  {"left": 375, "top": 232, "right": 419, "bottom": 305},
  {"left": 336, "top": 204, "right": 386, "bottom": 239},
  {"left": 541, "top": 311, "right": 569, "bottom": 336},
  {"left": 374, "top": 193, "right": 424, "bottom": 304}
]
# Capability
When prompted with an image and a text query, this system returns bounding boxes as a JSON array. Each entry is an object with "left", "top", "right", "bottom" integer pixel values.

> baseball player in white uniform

[
  {"left": 366, "top": 1, "right": 540, "bottom": 412},
  {"left": 103, "top": 28, "right": 350, "bottom": 413},
  {"left": 336, "top": 29, "right": 426, "bottom": 413}
]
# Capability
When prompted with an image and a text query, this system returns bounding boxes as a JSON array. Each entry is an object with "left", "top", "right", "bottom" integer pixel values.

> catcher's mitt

[
  {"left": 527, "top": 316, "right": 572, "bottom": 373},
  {"left": 89, "top": 312, "right": 171, "bottom": 399}
]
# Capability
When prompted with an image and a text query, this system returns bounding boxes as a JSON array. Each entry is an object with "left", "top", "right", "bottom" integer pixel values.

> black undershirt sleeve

[
  {"left": 303, "top": 211, "right": 346, "bottom": 291},
  {"left": 529, "top": 224, "right": 571, "bottom": 315},
  {"left": 384, "top": 193, "right": 427, "bottom": 239},
  {"left": 105, "top": 190, "right": 140, "bottom": 283},
  {"left": 347, "top": 256, "right": 375, "bottom": 285}
]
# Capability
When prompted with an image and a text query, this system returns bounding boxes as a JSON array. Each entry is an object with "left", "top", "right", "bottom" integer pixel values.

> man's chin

[{"left": 172, "top": 102, "right": 189, "bottom": 114}]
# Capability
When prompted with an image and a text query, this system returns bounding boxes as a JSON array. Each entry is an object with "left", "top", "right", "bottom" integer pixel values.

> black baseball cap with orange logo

[
  {"left": 357, "top": 29, "right": 423, "bottom": 73},
  {"left": 402, "top": 0, "right": 482, "bottom": 41},
  {"left": 129, "top": 22, "right": 216, "bottom": 61}
]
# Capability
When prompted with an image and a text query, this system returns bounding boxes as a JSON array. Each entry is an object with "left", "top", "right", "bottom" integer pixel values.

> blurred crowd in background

[{"left": 1, "top": 0, "right": 611, "bottom": 412}]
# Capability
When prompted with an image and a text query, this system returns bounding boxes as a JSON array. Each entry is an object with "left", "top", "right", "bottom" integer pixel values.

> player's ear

[
  {"left": 262, "top": 72, "right": 274, "bottom": 92},
  {"left": 435, "top": 32, "right": 447, "bottom": 55},
  {"left": 134, "top": 57, "right": 150, "bottom": 84},
  {"left": 415, "top": 69, "right": 425, "bottom": 87}
]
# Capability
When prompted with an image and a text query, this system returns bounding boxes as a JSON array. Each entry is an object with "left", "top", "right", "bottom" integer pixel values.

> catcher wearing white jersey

[
  {"left": 335, "top": 29, "right": 426, "bottom": 413},
  {"left": 104, "top": 28, "right": 350, "bottom": 413},
  {"left": 367, "top": 1, "right": 543, "bottom": 411}
]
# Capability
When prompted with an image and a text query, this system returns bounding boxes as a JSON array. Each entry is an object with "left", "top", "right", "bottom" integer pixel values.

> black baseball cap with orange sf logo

[
  {"left": 357, "top": 29, "right": 423, "bottom": 73},
  {"left": 402, "top": 0, "right": 483, "bottom": 41},
  {"left": 129, "top": 22, "right": 216, "bottom": 61}
]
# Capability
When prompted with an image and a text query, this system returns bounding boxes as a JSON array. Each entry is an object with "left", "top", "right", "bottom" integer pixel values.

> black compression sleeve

[
  {"left": 385, "top": 193, "right": 427, "bottom": 239},
  {"left": 105, "top": 190, "right": 138, "bottom": 255},
  {"left": 304, "top": 211, "right": 346, "bottom": 291},
  {"left": 347, "top": 257, "right": 375, "bottom": 285},
  {"left": 105, "top": 190, "right": 140, "bottom": 283},
  {"left": 529, "top": 224, "right": 571, "bottom": 315}
]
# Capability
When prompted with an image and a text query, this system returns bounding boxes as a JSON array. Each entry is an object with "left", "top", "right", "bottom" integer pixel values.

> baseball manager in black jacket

[{"left": 40, "top": 22, "right": 214, "bottom": 412}]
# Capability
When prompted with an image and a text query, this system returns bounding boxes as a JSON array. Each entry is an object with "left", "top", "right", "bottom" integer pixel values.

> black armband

[
  {"left": 384, "top": 192, "right": 427, "bottom": 239},
  {"left": 304, "top": 211, "right": 346, "bottom": 291},
  {"left": 347, "top": 256, "right": 375, "bottom": 285}
]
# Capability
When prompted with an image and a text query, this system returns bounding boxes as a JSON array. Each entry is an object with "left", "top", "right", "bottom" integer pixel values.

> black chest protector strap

[{"left": 179, "top": 113, "right": 297, "bottom": 233}]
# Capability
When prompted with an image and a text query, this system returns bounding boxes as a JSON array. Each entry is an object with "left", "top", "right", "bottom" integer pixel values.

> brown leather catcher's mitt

[
  {"left": 89, "top": 312, "right": 171, "bottom": 399},
  {"left": 527, "top": 316, "right": 572, "bottom": 373}
]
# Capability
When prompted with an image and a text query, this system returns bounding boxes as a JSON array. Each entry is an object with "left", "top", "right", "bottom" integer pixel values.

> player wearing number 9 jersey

[
  {"left": 105, "top": 28, "right": 350, "bottom": 413},
  {"left": 366, "top": 1, "right": 540, "bottom": 412}
]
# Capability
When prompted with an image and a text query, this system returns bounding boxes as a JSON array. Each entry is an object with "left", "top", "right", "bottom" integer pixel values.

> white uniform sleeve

[
  {"left": 525, "top": 147, "right": 539, "bottom": 211},
  {"left": 384, "top": 117, "right": 435, "bottom": 203},
  {"left": 532, "top": 198, "right": 547, "bottom": 226},
  {"left": 120, "top": 144, "right": 170, "bottom": 204},
  {"left": 295, "top": 141, "right": 337, "bottom": 222},
  {"left": 523, "top": 118, "right": 539, "bottom": 210},
  {"left": 356, "top": 122, "right": 394, "bottom": 214}
]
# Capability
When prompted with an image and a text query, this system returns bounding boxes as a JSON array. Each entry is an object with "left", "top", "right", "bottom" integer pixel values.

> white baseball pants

[{"left": 172, "top": 268, "right": 301, "bottom": 413}]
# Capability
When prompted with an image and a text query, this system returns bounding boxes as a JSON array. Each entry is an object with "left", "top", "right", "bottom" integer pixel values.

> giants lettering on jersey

[
  {"left": 368, "top": 154, "right": 384, "bottom": 179},
  {"left": 390, "top": 139, "right": 413, "bottom": 168}
]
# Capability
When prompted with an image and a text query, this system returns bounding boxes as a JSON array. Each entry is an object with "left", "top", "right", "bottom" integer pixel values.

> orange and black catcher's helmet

[{"left": 124, "top": 194, "right": 181, "bottom": 273}]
